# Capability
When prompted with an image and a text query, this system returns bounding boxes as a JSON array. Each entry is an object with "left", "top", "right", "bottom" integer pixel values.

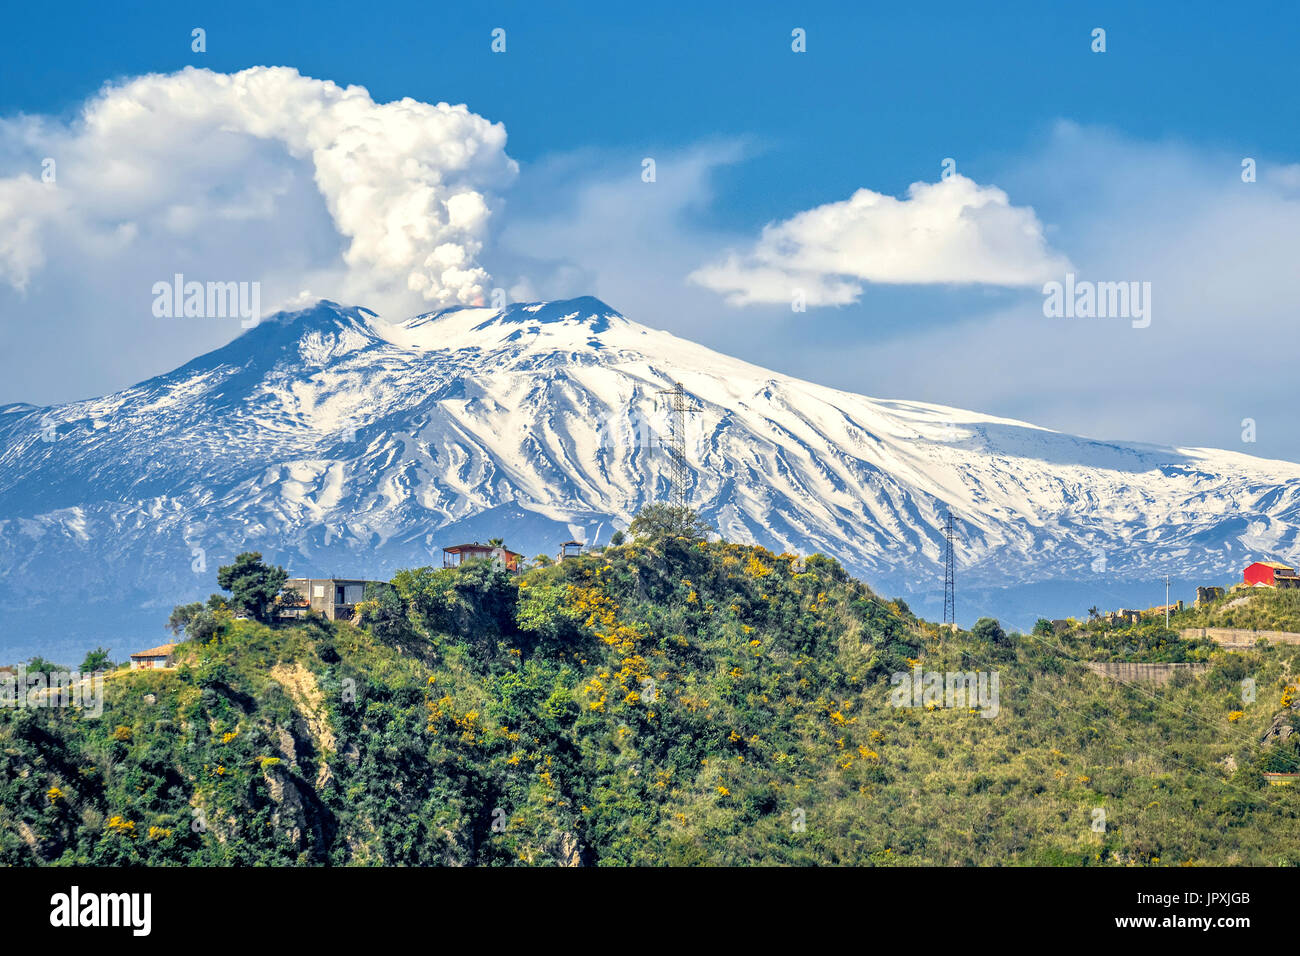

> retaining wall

[{"left": 1083, "top": 662, "right": 1209, "bottom": 684}]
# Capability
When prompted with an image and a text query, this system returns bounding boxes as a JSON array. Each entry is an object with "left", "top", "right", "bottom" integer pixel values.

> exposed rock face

[
  {"left": 557, "top": 831, "right": 584, "bottom": 867},
  {"left": 262, "top": 762, "right": 308, "bottom": 848},
  {"left": 16, "top": 820, "right": 43, "bottom": 861},
  {"left": 269, "top": 663, "right": 336, "bottom": 755},
  {"left": 1261, "top": 714, "right": 1295, "bottom": 744},
  {"left": 276, "top": 725, "right": 299, "bottom": 769}
]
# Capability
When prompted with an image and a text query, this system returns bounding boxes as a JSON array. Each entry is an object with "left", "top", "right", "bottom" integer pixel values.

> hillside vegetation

[
  {"left": 1176, "top": 586, "right": 1300, "bottom": 633},
  {"left": 2, "top": 511, "right": 1298, "bottom": 866},
  {"left": 1032, "top": 616, "right": 1216, "bottom": 664}
]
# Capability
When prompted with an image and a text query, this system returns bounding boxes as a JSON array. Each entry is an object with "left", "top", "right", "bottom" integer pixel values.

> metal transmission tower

[
  {"left": 942, "top": 511, "right": 958, "bottom": 626},
  {"left": 656, "top": 381, "right": 701, "bottom": 507}
]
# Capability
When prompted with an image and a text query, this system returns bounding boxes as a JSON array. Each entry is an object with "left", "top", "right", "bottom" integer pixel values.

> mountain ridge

[{"left": 2, "top": 294, "right": 1298, "bottom": 661}]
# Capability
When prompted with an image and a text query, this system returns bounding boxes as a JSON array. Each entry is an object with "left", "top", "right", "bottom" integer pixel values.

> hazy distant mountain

[{"left": 3, "top": 295, "right": 1298, "bottom": 661}]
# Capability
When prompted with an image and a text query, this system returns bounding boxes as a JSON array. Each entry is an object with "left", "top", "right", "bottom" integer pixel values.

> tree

[
  {"left": 80, "top": 648, "right": 115, "bottom": 673},
  {"left": 1088, "top": 606, "right": 1101, "bottom": 621},
  {"left": 487, "top": 538, "right": 505, "bottom": 548},
  {"left": 390, "top": 561, "right": 516, "bottom": 639},
  {"left": 971, "top": 617, "right": 1007, "bottom": 645},
  {"left": 1032, "top": 618, "right": 1055, "bottom": 638},
  {"left": 531, "top": 553, "right": 554, "bottom": 568},
  {"left": 167, "top": 603, "right": 203, "bottom": 635},
  {"left": 609, "top": 530, "right": 626, "bottom": 547},
  {"left": 167, "top": 602, "right": 224, "bottom": 642},
  {"left": 516, "top": 582, "right": 583, "bottom": 647},
  {"left": 804, "top": 553, "right": 848, "bottom": 583},
  {"left": 216, "top": 552, "right": 289, "bottom": 623},
  {"left": 25, "top": 656, "right": 63, "bottom": 675},
  {"left": 627, "top": 504, "right": 713, "bottom": 542},
  {"left": 355, "top": 582, "right": 411, "bottom": 644},
  {"left": 452, "top": 558, "right": 519, "bottom": 636}
]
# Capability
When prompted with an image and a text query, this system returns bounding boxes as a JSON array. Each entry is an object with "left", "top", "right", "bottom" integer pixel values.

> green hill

[
  {"left": 1176, "top": 586, "right": 1300, "bottom": 634},
  {"left": 3, "top": 515, "right": 1298, "bottom": 866}
]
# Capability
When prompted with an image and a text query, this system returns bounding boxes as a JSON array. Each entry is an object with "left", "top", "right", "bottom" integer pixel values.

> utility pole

[
  {"left": 943, "top": 511, "right": 957, "bottom": 627},
  {"left": 656, "top": 381, "right": 701, "bottom": 508}
]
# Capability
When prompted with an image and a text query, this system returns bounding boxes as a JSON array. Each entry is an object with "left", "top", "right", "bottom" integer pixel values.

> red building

[
  {"left": 443, "top": 542, "right": 523, "bottom": 573},
  {"left": 1243, "top": 561, "right": 1300, "bottom": 588}
]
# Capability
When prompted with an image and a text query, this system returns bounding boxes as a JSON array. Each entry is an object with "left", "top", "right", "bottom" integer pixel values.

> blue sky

[
  {"left": 5, "top": 1, "right": 1295, "bottom": 204},
  {"left": 2, "top": 0, "right": 1299, "bottom": 457}
]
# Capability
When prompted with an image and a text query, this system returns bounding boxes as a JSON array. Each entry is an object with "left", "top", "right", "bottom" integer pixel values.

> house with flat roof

[{"left": 279, "top": 578, "right": 378, "bottom": 621}]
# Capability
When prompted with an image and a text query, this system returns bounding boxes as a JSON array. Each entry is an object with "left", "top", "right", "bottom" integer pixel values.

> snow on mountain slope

[{"left": 2, "top": 295, "right": 1299, "bottom": 657}]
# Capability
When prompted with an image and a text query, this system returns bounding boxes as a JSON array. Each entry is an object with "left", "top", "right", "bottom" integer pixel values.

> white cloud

[
  {"left": 0, "top": 176, "right": 59, "bottom": 290},
  {"left": 769, "top": 124, "right": 1300, "bottom": 456},
  {"left": 689, "top": 174, "right": 1072, "bottom": 306},
  {"left": 0, "top": 66, "right": 518, "bottom": 311}
]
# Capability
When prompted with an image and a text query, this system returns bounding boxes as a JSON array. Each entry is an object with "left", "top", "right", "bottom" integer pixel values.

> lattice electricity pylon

[
  {"left": 656, "top": 381, "right": 701, "bottom": 508},
  {"left": 943, "top": 511, "right": 958, "bottom": 626}
]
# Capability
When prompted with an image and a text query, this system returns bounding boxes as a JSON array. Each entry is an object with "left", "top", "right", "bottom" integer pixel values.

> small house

[
  {"left": 1243, "top": 562, "right": 1300, "bottom": 589},
  {"left": 559, "top": 539, "right": 584, "bottom": 561},
  {"left": 279, "top": 578, "right": 377, "bottom": 621},
  {"left": 443, "top": 543, "right": 523, "bottom": 573},
  {"left": 1263, "top": 772, "right": 1300, "bottom": 786},
  {"left": 130, "top": 643, "right": 178, "bottom": 670}
]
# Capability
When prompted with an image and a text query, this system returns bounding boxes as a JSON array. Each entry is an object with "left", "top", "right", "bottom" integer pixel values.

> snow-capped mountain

[{"left": 3, "top": 295, "right": 1299, "bottom": 660}]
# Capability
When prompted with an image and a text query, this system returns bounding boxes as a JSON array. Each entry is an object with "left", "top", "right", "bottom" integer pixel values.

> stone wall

[
  {"left": 1180, "top": 627, "right": 1300, "bottom": 648},
  {"left": 1083, "top": 662, "right": 1209, "bottom": 684}
]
